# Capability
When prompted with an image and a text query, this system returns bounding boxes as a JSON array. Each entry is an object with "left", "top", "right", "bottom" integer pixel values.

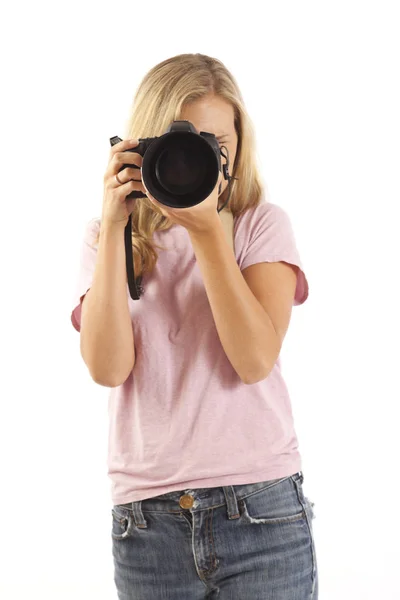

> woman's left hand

[{"left": 143, "top": 171, "right": 223, "bottom": 235}]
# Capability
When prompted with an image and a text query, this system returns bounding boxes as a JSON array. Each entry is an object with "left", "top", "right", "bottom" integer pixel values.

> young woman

[{"left": 71, "top": 53, "right": 318, "bottom": 599}]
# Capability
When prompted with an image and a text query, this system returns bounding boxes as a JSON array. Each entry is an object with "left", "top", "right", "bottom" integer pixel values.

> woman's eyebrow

[{"left": 216, "top": 134, "right": 229, "bottom": 140}]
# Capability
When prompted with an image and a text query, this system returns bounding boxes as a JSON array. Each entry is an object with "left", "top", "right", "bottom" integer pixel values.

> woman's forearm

[
  {"left": 80, "top": 221, "right": 135, "bottom": 387},
  {"left": 189, "top": 216, "right": 278, "bottom": 384}
]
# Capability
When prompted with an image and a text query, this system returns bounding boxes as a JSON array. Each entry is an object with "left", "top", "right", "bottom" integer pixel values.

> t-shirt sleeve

[
  {"left": 70, "top": 218, "right": 101, "bottom": 332},
  {"left": 235, "top": 201, "right": 309, "bottom": 305}
]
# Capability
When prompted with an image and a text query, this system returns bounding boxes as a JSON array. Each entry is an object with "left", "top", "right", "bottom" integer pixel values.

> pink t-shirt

[{"left": 71, "top": 200, "right": 309, "bottom": 505}]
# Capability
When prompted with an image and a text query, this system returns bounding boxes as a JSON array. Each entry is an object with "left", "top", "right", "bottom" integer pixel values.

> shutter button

[{"left": 179, "top": 494, "right": 194, "bottom": 509}]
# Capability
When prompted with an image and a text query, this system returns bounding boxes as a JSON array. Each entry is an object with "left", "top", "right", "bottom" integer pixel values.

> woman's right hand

[{"left": 101, "top": 139, "right": 146, "bottom": 227}]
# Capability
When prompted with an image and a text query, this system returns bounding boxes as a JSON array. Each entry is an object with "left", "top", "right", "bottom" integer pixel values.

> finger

[
  {"left": 112, "top": 148, "right": 143, "bottom": 172},
  {"left": 121, "top": 166, "right": 143, "bottom": 182},
  {"left": 109, "top": 138, "right": 139, "bottom": 157},
  {"left": 216, "top": 170, "right": 223, "bottom": 192},
  {"left": 108, "top": 171, "right": 146, "bottom": 194},
  {"left": 108, "top": 167, "right": 140, "bottom": 187},
  {"left": 105, "top": 146, "right": 142, "bottom": 182},
  {"left": 116, "top": 179, "right": 146, "bottom": 196}
]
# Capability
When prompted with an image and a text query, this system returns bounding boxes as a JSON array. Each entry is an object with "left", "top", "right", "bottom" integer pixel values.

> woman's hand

[
  {"left": 102, "top": 139, "right": 146, "bottom": 227},
  {"left": 144, "top": 171, "right": 223, "bottom": 234}
]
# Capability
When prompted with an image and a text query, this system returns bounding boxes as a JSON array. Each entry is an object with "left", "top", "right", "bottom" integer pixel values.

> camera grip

[
  {"left": 112, "top": 138, "right": 147, "bottom": 200},
  {"left": 124, "top": 142, "right": 147, "bottom": 199}
]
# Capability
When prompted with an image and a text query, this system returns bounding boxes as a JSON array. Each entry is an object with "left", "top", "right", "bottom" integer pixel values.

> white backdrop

[{"left": 1, "top": 1, "right": 399, "bottom": 598}]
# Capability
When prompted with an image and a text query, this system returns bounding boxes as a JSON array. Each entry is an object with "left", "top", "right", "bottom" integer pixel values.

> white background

[{"left": 1, "top": 1, "right": 399, "bottom": 598}]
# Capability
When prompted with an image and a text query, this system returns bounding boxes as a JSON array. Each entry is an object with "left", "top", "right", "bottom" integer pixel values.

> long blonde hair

[{"left": 95, "top": 53, "right": 264, "bottom": 277}]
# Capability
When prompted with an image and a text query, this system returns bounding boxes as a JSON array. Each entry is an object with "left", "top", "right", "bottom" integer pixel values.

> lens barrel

[{"left": 141, "top": 127, "right": 220, "bottom": 208}]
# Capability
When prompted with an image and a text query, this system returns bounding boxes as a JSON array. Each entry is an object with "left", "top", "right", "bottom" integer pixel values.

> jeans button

[{"left": 179, "top": 494, "right": 194, "bottom": 509}]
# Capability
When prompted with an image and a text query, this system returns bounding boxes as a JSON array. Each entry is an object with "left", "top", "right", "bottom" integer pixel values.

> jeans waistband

[{"left": 114, "top": 471, "right": 303, "bottom": 530}]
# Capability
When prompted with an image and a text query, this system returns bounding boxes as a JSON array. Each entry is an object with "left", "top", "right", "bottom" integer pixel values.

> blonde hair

[{"left": 95, "top": 53, "right": 264, "bottom": 277}]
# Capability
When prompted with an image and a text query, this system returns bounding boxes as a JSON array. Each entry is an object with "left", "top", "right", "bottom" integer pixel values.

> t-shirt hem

[{"left": 111, "top": 459, "right": 303, "bottom": 505}]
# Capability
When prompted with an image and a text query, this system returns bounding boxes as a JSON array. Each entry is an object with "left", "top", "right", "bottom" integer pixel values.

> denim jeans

[{"left": 111, "top": 471, "right": 318, "bottom": 599}]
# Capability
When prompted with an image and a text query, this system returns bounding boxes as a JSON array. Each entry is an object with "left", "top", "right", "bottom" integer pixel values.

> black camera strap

[{"left": 125, "top": 216, "right": 144, "bottom": 300}]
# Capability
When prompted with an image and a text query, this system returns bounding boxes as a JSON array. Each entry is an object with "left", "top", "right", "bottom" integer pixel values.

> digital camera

[{"left": 110, "top": 120, "right": 224, "bottom": 209}]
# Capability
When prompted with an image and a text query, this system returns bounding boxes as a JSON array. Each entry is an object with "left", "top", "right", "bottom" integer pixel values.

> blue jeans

[{"left": 111, "top": 471, "right": 318, "bottom": 599}]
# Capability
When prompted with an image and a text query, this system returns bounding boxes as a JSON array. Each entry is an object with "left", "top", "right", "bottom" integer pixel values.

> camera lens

[
  {"left": 141, "top": 130, "right": 219, "bottom": 208},
  {"left": 155, "top": 138, "right": 208, "bottom": 195}
]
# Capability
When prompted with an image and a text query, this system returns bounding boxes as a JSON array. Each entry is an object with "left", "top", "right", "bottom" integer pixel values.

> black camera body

[{"left": 110, "top": 120, "right": 224, "bottom": 209}]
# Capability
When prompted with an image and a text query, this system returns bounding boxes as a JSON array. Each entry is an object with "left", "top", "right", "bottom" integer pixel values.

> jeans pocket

[
  {"left": 240, "top": 477, "right": 305, "bottom": 525},
  {"left": 291, "top": 474, "right": 316, "bottom": 521},
  {"left": 111, "top": 506, "right": 132, "bottom": 540},
  {"left": 305, "top": 497, "right": 316, "bottom": 521}
]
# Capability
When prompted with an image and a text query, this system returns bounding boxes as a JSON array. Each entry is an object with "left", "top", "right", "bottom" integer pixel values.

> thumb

[{"left": 216, "top": 169, "right": 223, "bottom": 192}]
